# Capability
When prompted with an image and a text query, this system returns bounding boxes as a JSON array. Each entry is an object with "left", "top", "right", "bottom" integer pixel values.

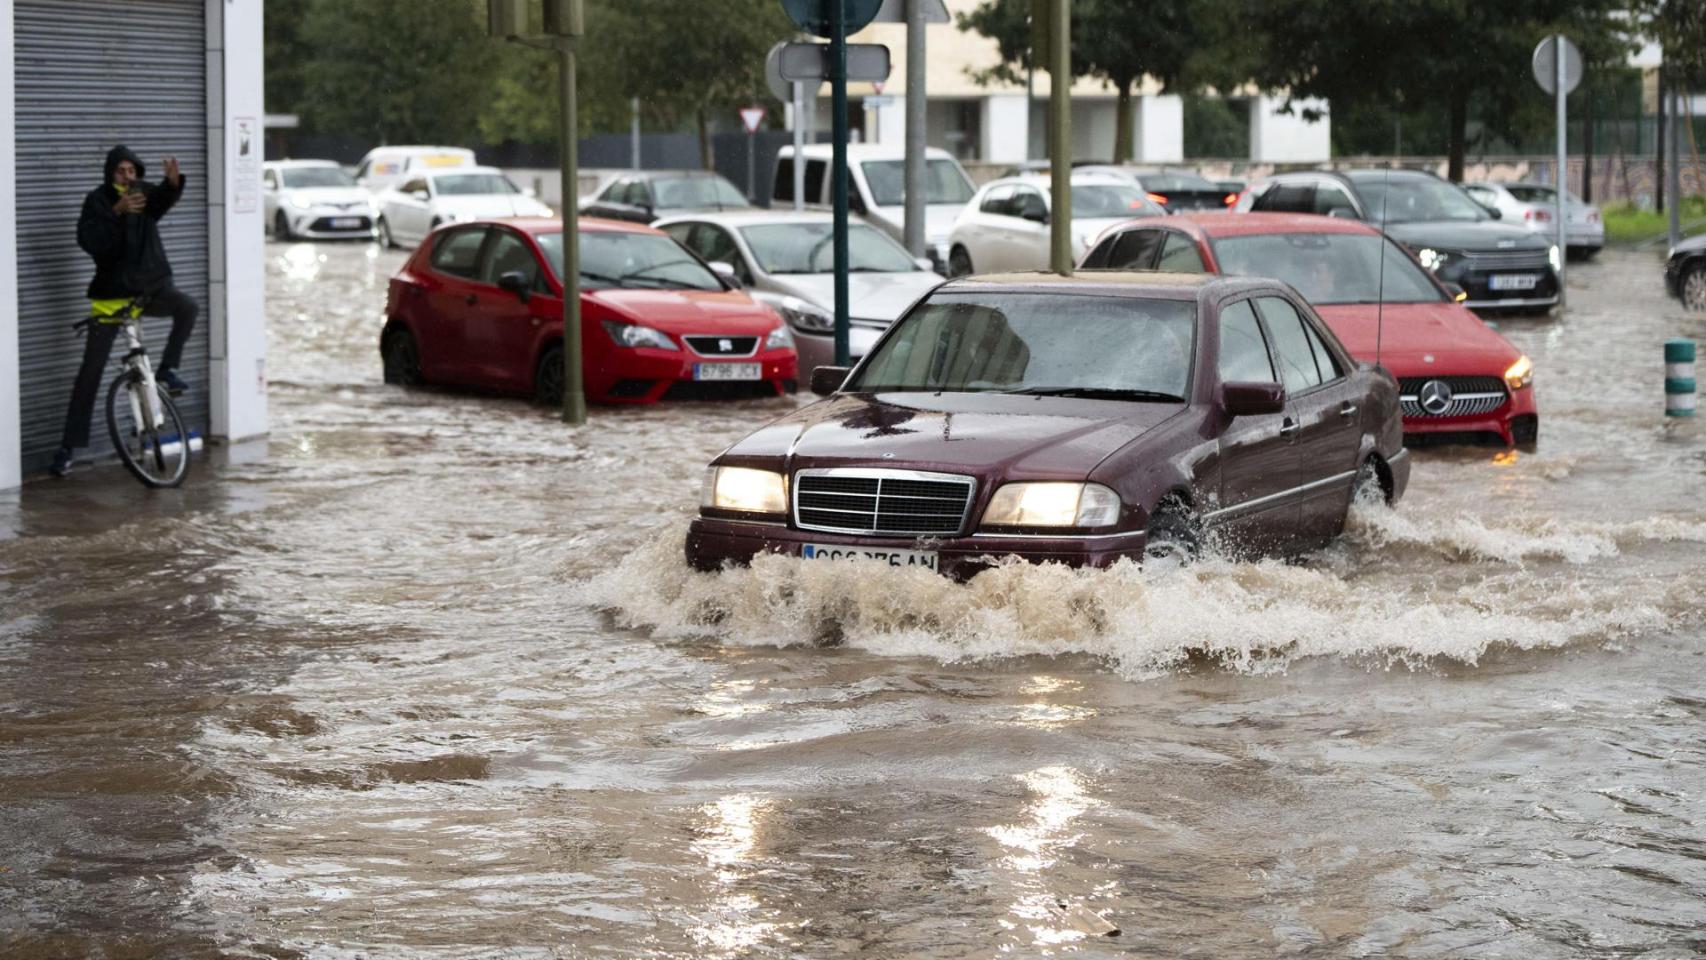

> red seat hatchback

[
  {"left": 382, "top": 217, "right": 798, "bottom": 404},
  {"left": 1081, "top": 213, "right": 1538, "bottom": 446}
]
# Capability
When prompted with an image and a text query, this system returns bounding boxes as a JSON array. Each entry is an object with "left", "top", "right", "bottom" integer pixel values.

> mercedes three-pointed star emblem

[{"left": 1418, "top": 379, "right": 1454, "bottom": 415}]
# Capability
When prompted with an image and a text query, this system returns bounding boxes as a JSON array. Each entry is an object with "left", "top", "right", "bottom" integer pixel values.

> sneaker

[
  {"left": 157, "top": 369, "right": 189, "bottom": 396},
  {"left": 49, "top": 446, "right": 74, "bottom": 478}
]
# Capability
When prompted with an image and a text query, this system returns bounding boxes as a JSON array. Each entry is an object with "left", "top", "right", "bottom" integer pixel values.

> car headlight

[
  {"left": 980, "top": 482, "right": 1121, "bottom": 529},
  {"left": 765, "top": 323, "right": 794, "bottom": 351},
  {"left": 1416, "top": 248, "right": 1449, "bottom": 272},
  {"left": 761, "top": 294, "right": 834, "bottom": 334},
  {"left": 701, "top": 466, "right": 787, "bottom": 515},
  {"left": 601, "top": 320, "right": 678, "bottom": 350},
  {"left": 288, "top": 195, "right": 312, "bottom": 210},
  {"left": 1504, "top": 355, "right": 1534, "bottom": 391},
  {"left": 1548, "top": 244, "right": 1561, "bottom": 272}
]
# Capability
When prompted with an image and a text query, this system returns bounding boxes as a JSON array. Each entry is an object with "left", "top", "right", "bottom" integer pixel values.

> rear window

[{"left": 1135, "top": 172, "right": 1218, "bottom": 192}]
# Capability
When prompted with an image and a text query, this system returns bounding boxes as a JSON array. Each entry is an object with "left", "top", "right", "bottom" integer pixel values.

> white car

[
  {"left": 946, "top": 173, "right": 1167, "bottom": 276},
  {"left": 354, "top": 145, "right": 476, "bottom": 194},
  {"left": 657, "top": 210, "right": 943, "bottom": 375},
  {"left": 1464, "top": 181, "right": 1604, "bottom": 258},
  {"left": 374, "top": 166, "right": 553, "bottom": 250},
  {"left": 262, "top": 160, "right": 378, "bottom": 241},
  {"left": 771, "top": 144, "right": 977, "bottom": 273}
]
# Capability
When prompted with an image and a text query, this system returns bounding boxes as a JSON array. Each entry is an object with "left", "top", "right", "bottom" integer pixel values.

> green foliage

[
  {"left": 1601, "top": 195, "right": 1706, "bottom": 245},
  {"left": 1640, "top": 0, "right": 1706, "bottom": 88},
  {"left": 1183, "top": 95, "right": 1248, "bottom": 159}
]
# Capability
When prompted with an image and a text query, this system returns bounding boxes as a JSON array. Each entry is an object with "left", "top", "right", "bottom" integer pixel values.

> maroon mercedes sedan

[{"left": 686, "top": 272, "right": 1410, "bottom": 578}]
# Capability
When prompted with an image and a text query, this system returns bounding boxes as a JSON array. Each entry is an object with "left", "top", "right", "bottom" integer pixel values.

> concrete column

[
  {"left": 207, "top": 0, "right": 268, "bottom": 443},
  {"left": 1, "top": 0, "right": 19, "bottom": 490},
  {"left": 1249, "top": 94, "right": 1331, "bottom": 163},
  {"left": 1133, "top": 94, "right": 1184, "bottom": 163},
  {"left": 981, "top": 94, "right": 1030, "bottom": 165}
]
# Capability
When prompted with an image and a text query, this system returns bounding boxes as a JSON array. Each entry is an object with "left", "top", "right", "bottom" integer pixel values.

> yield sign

[
  {"left": 872, "top": 80, "right": 885, "bottom": 95},
  {"left": 740, "top": 106, "right": 767, "bottom": 133}
]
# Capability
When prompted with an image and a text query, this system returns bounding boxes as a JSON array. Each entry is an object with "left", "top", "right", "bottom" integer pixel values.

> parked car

[
  {"left": 656, "top": 210, "right": 943, "bottom": 377},
  {"left": 578, "top": 170, "right": 752, "bottom": 224},
  {"left": 262, "top": 160, "right": 378, "bottom": 241},
  {"left": 1084, "top": 166, "right": 1237, "bottom": 213},
  {"left": 1081, "top": 213, "right": 1539, "bottom": 447},
  {"left": 1665, "top": 234, "right": 1706, "bottom": 312},
  {"left": 772, "top": 144, "right": 978, "bottom": 273},
  {"left": 685, "top": 272, "right": 1409, "bottom": 578},
  {"left": 381, "top": 218, "right": 798, "bottom": 405},
  {"left": 354, "top": 145, "right": 476, "bottom": 193},
  {"left": 1463, "top": 181, "right": 1604, "bottom": 258},
  {"left": 946, "top": 173, "right": 1166, "bottom": 276},
  {"left": 1235, "top": 169, "right": 1560, "bottom": 312},
  {"left": 375, "top": 166, "right": 553, "bottom": 250}
]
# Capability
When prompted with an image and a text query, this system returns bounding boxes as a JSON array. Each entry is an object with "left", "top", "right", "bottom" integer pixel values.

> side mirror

[
  {"left": 708, "top": 261, "right": 743, "bottom": 288},
  {"left": 1441, "top": 281, "right": 1467, "bottom": 302},
  {"left": 1221, "top": 381, "right": 1286, "bottom": 417},
  {"left": 412, "top": 189, "right": 430, "bottom": 202},
  {"left": 497, "top": 270, "right": 532, "bottom": 303},
  {"left": 810, "top": 365, "right": 851, "bottom": 396},
  {"left": 1021, "top": 206, "right": 1049, "bottom": 224},
  {"left": 1484, "top": 206, "right": 1503, "bottom": 220}
]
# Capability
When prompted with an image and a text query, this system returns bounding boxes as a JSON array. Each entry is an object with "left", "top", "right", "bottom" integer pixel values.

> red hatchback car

[
  {"left": 382, "top": 217, "right": 798, "bottom": 404},
  {"left": 1081, "top": 213, "right": 1538, "bottom": 446}
]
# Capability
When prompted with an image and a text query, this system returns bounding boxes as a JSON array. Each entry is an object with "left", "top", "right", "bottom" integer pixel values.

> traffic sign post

[
  {"left": 1533, "top": 34, "right": 1581, "bottom": 308},
  {"left": 741, "top": 106, "right": 766, "bottom": 201}
]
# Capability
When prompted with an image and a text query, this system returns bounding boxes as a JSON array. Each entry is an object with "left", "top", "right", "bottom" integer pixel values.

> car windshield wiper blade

[
  {"left": 1003, "top": 386, "right": 1185, "bottom": 402},
  {"left": 620, "top": 260, "right": 702, "bottom": 282}
]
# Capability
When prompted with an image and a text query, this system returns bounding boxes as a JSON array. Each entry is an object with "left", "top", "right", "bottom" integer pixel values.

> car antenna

[{"left": 1375, "top": 166, "right": 1389, "bottom": 368}]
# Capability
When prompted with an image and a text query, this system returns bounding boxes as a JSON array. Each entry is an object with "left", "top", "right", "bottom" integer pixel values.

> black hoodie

[{"left": 76, "top": 145, "right": 188, "bottom": 299}]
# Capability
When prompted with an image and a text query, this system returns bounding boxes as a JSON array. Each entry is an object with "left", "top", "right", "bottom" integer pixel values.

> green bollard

[{"left": 1666, "top": 338, "right": 1695, "bottom": 417}]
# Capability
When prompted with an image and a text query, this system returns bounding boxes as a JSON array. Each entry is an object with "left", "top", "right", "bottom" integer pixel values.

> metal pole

[
  {"left": 630, "top": 96, "right": 641, "bottom": 170},
  {"left": 560, "top": 34, "right": 586, "bottom": 424},
  {"left": 1555, "top": 35, "right": 1567, "bottom": 307},
  {"left": 747, "top": 127, "right": 756, "bottom": 201},
  {"left": 1048, "top": 0, "right": 1071, "bottom": 275},
  {"left": 903, "top": 0, "right": 927, "bottom": 258},
  {"left": 793, "top": 81, "right": 805, "bottom": 211},
  {"left": 1670, "top": 84, "right": 1684, "bottom": 250},
  {"left": 832, "top": 1, "right": 850, "bottom": 365}
]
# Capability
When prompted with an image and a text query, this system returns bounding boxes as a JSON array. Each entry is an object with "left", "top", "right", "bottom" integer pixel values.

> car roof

[
  {"left": 1162, "top": 212, "right": 1379, "bottom": 239},
  {"left": 941, "top": 271, "right": 1271, "bottom": 302},
  {"left": 626, "top": 170, "right": 734, "bottom": 180},
  {"left": 655, "top": 209, "right": 843, "bottom": 227},
  {"left": 424, "top": 165, "right": 504, "bottom": 178},
  {"left": 984, "top": 172, "right": 1137, "bottom": 191},
  {"left": 265, "top": 159, "right": 340, "bottom": 168},
  {"left": 781, "top": 143, "right": 955, "bottom": 161},
  {"left": 479, "top": 216, "right": 659, "bottom": 236}
]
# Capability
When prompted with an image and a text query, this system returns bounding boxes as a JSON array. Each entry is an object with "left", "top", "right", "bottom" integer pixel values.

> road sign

[
  {"left": 779, "top": 41, "right": 891, "bottom": 83},
  {"left": 873, "top": 0, "right": 949, "bottom": 23},
  {"left": 765, "top": 40, "right": 817, "bottom": 102},
  {"left": 740, "top": 106, "right": 767, "bottom": 133},
  {"left": 872, "top": 80, "right": 885, "bottom": 95},
  {"left": 1532, "top": 35, "right": 1582, "bottom": 95},
  {"left": 781, "top": 0, "right": 883, "bottom": 38},
  {"left": 864, "top": 95, "right": 895, "bottom": 108}
]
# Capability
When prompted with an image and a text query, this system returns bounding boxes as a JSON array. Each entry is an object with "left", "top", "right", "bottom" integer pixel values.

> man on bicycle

[{"left": 50, "top": 145, "right": 197, "bottom": 477}]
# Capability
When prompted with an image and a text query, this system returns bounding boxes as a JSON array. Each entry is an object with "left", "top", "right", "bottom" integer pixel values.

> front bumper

[
  {"left": 1399, "top": 383, "right": 1538, "bottom": 445},
  {"left": 285, "top": 209, "right": 378, "bottom": 239},
  {"left": 685, "top": 517, "right": 1147, "bottom": 580},
  {"left": 589, "top": 346, "right": 797, "bottom": 404}
]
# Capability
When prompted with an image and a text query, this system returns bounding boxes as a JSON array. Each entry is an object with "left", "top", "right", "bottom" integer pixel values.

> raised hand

[{"left": 163, "top": 157, "right": 181, "bottom": 187}]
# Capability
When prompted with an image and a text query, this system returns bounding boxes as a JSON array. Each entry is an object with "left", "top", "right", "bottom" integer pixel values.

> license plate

[
  {"left": 801, "top": 543, "right": 939, "bottom": 571},
  {"left": 330, "top": 217, "right": 364, "bottom": 228},
  {"left": 694, "top": 363, "right": 761, "bottom": 381},
  {"left": 1488, "top": 273, "right": 1539, "bottom": 291}
]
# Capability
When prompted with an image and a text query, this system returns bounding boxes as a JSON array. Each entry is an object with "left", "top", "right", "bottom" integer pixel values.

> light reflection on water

[{"left": 690, "top": 794, "right": 782, "bottom": 957}]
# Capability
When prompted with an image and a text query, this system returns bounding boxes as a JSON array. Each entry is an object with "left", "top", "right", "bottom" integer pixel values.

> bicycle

[{"left": 74, "top": 298, "right": 192, "bottom": 488}]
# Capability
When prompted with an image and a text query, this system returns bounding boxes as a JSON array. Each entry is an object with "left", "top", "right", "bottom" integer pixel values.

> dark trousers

[{"left": 60, "top": 286, "right": 198, "bottom": 449}]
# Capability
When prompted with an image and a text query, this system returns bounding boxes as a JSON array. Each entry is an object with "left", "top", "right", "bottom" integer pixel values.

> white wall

[
  {"left": 0, "top": 0, "right": 19, "bottom": 490},
  {"left": 868, "top": 97, "right": 905, "bottom": 148},
  {"left": 207, "top": 0, "right": 267, "bottom": 442},
  {"left": 1250, "top": 94, "right": 1331, "bottom": 163},
  {"left": 1133, "top": 95, "right": 1184, "bottom": 163},
  {"left": 980, "top": 94, "right": 1029, "bottom": 165}
]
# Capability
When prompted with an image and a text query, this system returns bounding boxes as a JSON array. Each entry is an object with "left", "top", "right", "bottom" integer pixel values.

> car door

[
  {"left": 1254, "top": 295, "right": 1363, "bottom": 543},
  {"left": 392, "top": 177, "right": 432, "bottom": 244},
  {"left": 1311, "top": 181, "right": 1362, "bottom": 219},
  {"left": 462, "top": 227, "right": 551, "bottom": 390},
  {"left": 413, "top": 225, "right": 491, "bottom": 384},
  {"left": 1006, "top": 188, "right": 1051, "bottom": 270},
  {"left": 1154, "top": 230, "right": 1207, "bottom": 272},
  {"left": 1210, "top": 297, "right": 1299, "bottom": 554},
  {"left": 683, "top": 223, "right": 753, "bottom": 285}
]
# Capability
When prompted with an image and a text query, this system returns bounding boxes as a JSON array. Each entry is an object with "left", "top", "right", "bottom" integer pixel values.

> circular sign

[
  {"left": 781, "top": 0, "right": 884, "bottom": 39},
  {"left": 1531, "top": 35, "right": 1583, "bottom": 96}
]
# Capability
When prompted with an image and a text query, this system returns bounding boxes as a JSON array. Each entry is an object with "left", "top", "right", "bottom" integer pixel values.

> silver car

[
  {"left": 1464, "top": 181, "right": 1604, "bottom": 258},
  {"left": 262, "top": 160, "right": 379, "bottom": 241},
  {"left": 656, "top": 210, "right": 943, "bottom": 376}
]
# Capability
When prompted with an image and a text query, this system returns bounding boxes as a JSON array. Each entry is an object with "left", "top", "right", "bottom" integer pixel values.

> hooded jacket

[{"left": 76, "top": 146, "right": 187, "bottom": 299}]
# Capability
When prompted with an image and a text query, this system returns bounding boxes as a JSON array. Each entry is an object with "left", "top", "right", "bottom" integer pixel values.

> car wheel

[
  {"left": 377, "top": 216, "right": 396, "bottom": 249},
  {"left": 1683, "top": 262, "right": 1706, "bottom": 313},
  {"left": 534, "top": 343, "right": 565, "bottom": 406},
  {"left": 948, "top": 246, "right": 973, "bottom": 279},
  {"left": 1142, "top": 499, "right": 1200, "bottom": 565},
  {"left": 381, "top": 326, "right": 422, "bottom": 385},
  {"left": 273, "top": 211, "right": 293, "bottom": 241}
]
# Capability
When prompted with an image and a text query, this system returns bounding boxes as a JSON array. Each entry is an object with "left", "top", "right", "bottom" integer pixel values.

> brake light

[
  {"left": 1223, "top": 193, "right": 1239, "bottom": 206},
  {"left": 1147, "top": 192, "right": 1168, "bottom": 206},
  {"left": 1588, "top": 211, "right": 1600, "bottom": 222},
  {"left": 1524, "top": 209, "right": 1551, "bottom": 222}
]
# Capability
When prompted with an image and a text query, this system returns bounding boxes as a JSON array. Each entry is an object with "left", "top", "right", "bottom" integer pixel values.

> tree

[
  {"left": 1641, "top": 0, "right": 1706, "bottom": 87},
  {"left": 958, "top": 0, "right": 1248, "bottom": 162}
]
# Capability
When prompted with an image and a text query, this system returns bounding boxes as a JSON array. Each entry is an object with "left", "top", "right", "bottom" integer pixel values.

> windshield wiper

[{"left": 1003, "top": 386, "right": 1185, "bottom": 402}]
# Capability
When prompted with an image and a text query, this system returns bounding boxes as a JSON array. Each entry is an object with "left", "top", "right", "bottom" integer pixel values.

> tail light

[
  {"left": 1146, "top": 192, "right": 1168, "bottom": 206},
  {"left": 1588, "top": 211, "right": 1600, "bottom": 222},
  {"left": 1223, "top": 193, "right": 1240, "bottom": 206},
  {"left": 1524, "top": 209, "right": 1551, "bottom": 222}
]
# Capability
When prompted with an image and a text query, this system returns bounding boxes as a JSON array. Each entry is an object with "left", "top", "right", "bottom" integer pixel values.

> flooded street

[{"left": 3, "top": 241, "right": 1705, "bottom": 957}]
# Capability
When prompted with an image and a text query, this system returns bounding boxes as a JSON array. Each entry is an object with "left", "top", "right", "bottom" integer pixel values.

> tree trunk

[
  {"left": 1446, "top": 89, "right": 1469, "bottom": 182},
  {"left": 1584, "top": 84, "right": 1595, "bottom": 203},
  {"left": 697, "top": 107, "right": 714, "bottom": 170},
  {"left": 1113, "top": 76, "right": 1134, "bottom": 163}
]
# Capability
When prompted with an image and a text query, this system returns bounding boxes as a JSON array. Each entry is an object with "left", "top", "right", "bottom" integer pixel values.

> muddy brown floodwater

[{"left": 2, "top": 241, "right": 1705, "bottom": 958}]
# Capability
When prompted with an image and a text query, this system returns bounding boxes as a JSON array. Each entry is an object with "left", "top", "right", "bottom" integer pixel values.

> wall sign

[{"left": 233, "top": 116, "right": 259, "bottom": 214}]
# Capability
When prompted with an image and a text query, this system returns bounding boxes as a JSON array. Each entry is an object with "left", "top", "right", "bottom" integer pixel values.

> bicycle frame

[{"left": 116, "top": 307, "right": 163, "bottom": 439}]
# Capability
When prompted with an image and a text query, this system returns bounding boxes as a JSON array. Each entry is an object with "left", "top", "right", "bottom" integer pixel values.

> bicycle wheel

[{"left": 105, "top": 372, "right": 191, "bottom": 488}]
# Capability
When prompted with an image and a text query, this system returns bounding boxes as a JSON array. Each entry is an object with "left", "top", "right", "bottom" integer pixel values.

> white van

[
  {"left": 771, "top": 144, "right": 976, "bottom": 273},
  {"left": 353, "top": 145, "right": 477, "bottom": 193}
]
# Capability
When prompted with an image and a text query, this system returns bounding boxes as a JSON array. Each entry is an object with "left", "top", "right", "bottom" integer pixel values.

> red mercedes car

[
  {"left": 1081, "top": 213, "right": 1538, "bottom": 446},
  {"left": 381, "top": 218, "right": 797, "bottom": 404}
]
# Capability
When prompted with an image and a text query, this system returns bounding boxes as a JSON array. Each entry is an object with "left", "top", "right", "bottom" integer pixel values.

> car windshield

[
  {"left": 860, "top": 159, "right": 977, "bottom": 206},
  {"left": 538, "top": 231, "right": 723, "bottom": 291},
  {"left": 741, "top": 222, "right": 919, "bottom": 275},
  {"left": 1211, "top": 233, "right": 1444, "bottom": 305},
  {"left": 1068, "top": 183, "right": 1161, "bottom": 218},
  {"left": 282, "top": 167, "right": 356, "bottom": 188},
  {"left": 1352, "top": 176, "right": 1488, "bottom": 224},
  {"left": 847, "top": 292, "right": 1195, "bottom": 398},
  {"left": 651, "top": 176, "right": 749, "bottom": 210},
  {"left": 433, "top": 173, "right": 519, "bottom": 196},
  {"left": 1132, "top": 172, "right": 1218, "bottom": 192}
]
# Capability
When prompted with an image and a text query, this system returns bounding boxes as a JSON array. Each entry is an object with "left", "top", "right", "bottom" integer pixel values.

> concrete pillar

[
  {"left": 1, "top": 0, "right": 19, "bottom": 490},
  {"left": 1133, "top": 94, "right": 1184, "bottom": 163},
  {"left": 1249, "top": 94, "right": 1331, "bottom": 163},
  {"left": 981, "top": 94, "right": 1030, "bottom": 165}
]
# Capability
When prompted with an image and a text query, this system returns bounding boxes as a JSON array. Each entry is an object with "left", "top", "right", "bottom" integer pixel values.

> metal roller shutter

[{"left": 14, "top": 0, "right": 209, "bottom": 473}]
